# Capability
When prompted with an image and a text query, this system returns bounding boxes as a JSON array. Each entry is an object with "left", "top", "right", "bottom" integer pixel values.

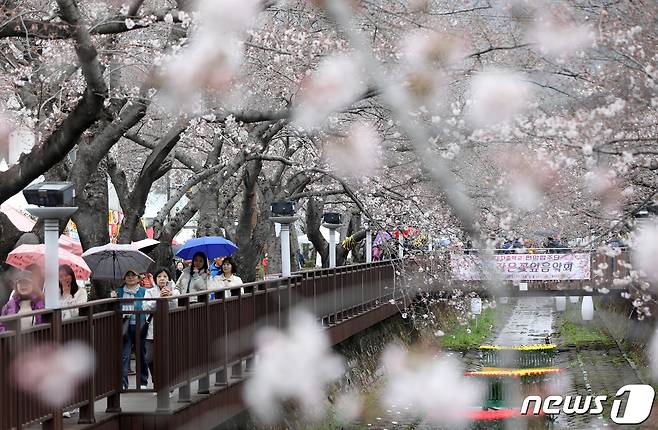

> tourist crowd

[{"left": 0, "top": 251, "right": 243, "bottom": 393}]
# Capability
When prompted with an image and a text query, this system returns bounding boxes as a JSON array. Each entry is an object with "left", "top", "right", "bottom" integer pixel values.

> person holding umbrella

[
  {"left": 175, "top": 251, "right": 210, "bottom": 301},
  {"left": 113, "top": 269, "right": 149, "bottom": 390},
  {"left": 175, "top": 236, "right": 239, "bottom": 300}
]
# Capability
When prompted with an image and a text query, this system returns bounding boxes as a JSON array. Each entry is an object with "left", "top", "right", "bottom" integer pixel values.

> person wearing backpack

[{"left": 112, "top": 269, "right": 149, "bottom": 390}]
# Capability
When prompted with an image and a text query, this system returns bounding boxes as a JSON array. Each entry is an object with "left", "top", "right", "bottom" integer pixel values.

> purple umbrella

[{"left": 373, "top": 231, "right": 392, "bottom": 246}]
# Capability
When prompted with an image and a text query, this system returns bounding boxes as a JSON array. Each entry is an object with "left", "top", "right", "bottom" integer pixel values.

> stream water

[{"left": 358, "top": 297, "right": 645, "bottom": 430}]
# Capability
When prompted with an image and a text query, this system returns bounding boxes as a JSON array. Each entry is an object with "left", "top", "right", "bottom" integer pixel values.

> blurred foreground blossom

[
  {"left": 293, "top": 54, "right": 366, "bottom": 130},
  {"left": 584, "top": 168, "right": 624, "bottom": 212},
  {"left": 401, "top": 30, "right": 466, "bottom": 69},
  {"left": 325, "top": 122, "right": 382, "bottom": 179},
  {"left": 399, "top": 30, "right": 466, "bottom": 100},
  {"left": 529, "top": 6, "right": 595, "bottom": 59},
  {"left": 468, "top": 69, "right": 532, "bottom": 127},
  {"left": 334, "top": 391, "right": 363, "bottom": 423},
  {"left": 198, "top": 0, "right": 262, "bottom": 33},
  {"left": 496, "top": 151, "right": 556, "bottom": 211},
  {"left": 380, "top": 344, "right": 483, "bottom": 427},
  {"left": 160, "top": 0, "right": 263, "bottom": 109},
  {"left": 12, "top": 341, "right": 95, "bottom": 407},
  {"left": 162, "top": 36, "right": 243, "bottom": 106},
  {"left": 243, "top": 308, "right": 344, "bottom": 424},
  {"left": 631, "top": 220, "right": 658, "bottom": 282}
]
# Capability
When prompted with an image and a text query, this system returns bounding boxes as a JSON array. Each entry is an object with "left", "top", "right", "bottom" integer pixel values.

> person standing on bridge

[
  {"left": 210, "top": 256, "right": 243, "bottom": 298},
  {"left": 175, "top": 251, "right": 209, "bottom": 301},
  {"left": 113, "top": 269, "right": 149, "bottom": 390},
  {"left": 0, "top": 271, "right": 44, "bottom": 332},
  {"left": 59, "top": 264, "right": 87, "bottom": 320},
  {"left": 143, "top": 267, "right": 179, "bottom": 389},
  {"left": 209, "top": 257, "right": 224, "bottom": 277}
]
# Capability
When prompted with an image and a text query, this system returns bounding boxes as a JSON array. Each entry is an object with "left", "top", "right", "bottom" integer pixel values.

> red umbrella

[{"left": 7, "top": 244, "right": 91, "bottom": 280}]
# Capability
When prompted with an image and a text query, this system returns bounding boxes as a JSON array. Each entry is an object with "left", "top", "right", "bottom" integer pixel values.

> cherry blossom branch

[
  {"left": 125, "top": 132, "right": 203, "bottom": 173},
  {"left": 324, "top": 0, "right": 478, "bottom": 237},
  {"left": 323, "top": 0, "right": 506, "bottom": 292},
  {"left": 0, "top": 9, "right": 182, "bottom": 39},
  {"left": 0, "top": 0, "right": 107, "bottom": 204}
]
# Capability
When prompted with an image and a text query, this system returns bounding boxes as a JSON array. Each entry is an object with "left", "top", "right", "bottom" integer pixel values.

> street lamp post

[
  {"left": 23, "top": 182, "right": 77, "bottom": 310},
  {"left": 322, "top": 212, "right": 343, "bottom": 269},
  {"left": 270, "top": 201, "right": 297, "bottom": 277}
]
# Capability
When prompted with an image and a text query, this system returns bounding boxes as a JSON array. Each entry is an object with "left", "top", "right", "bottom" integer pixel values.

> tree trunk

[
  {"left": 306, "top": 196, "right": 329, "bottom": 267},
  {"left": 0, "top": 212, "right": 22, "bottom": 265},
  {"left": 233, "top": 162, "right": 269, "bottom": 282},
  {"left": 196, "top": 185, "right": 224, "bottom": 237},
  {"left": 72, "top": 160, "right": 110, "bottom": 251}
]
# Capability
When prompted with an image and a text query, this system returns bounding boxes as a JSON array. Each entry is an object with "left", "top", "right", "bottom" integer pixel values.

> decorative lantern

[{"left": 581, "top": 296, "right": 594, "bottom": 321}]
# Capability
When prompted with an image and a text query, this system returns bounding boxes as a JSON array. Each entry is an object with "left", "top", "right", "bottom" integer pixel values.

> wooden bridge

[
  {"left": 0, "top": 261, "right": 403, "bottom": 430},
  {"left": 0, "top": 250, "right": 633, "bottom": 430}
]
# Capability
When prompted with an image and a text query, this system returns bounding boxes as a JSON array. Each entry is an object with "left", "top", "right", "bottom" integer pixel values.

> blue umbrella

[{"left": 175, "top": 236, "right": 238, "bottom": 260}]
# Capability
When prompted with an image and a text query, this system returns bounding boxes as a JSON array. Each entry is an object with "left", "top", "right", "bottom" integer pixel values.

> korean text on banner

[{"left": 450, "top": 253, "right": 591, "bottom": 281}]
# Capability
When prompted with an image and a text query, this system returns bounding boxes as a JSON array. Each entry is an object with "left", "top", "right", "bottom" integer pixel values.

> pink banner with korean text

[{"left": 450, "top": 253, "right": 591, "bottom": 281}]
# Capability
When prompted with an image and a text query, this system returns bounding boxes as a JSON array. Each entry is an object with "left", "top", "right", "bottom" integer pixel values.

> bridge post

[
  {"left": 78, "top": 305, "right": 96, "bottom": 424},
  {"left": 198, "top": 294, "right": 210, "bottom": 395},
  {"left": 106, "top": 300, "right": 122, "bottom": 413},
  {"left": 555, "top": 296, "right": 566, "bottom": 312},
  {"left": 366, "top": 228, "right": 372, "bottom": 263},
  {"left": 42, "top": 309, "right": 64, "bottom": 430},
  {"left": 582, "top": 296, "right": 594, "bottom": 320},
  {"left": 155, "top": 299, "right": 171, "bottom": 412},
  {"left": 179, "top": 297, "right": 191, "bottom": 403}
]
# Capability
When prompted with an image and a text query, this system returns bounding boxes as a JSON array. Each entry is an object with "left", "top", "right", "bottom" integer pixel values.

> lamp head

[{"left": 23, "top": 182, "right": 75, "bottom": 207}]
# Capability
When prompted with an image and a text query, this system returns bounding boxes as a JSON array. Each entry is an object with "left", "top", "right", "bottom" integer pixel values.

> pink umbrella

[
  {"left": 58, "top": 235, "right": 83, "bottom": 256},
  {"left": 7, "top": 244, "right": 92, "bottom": 281}
]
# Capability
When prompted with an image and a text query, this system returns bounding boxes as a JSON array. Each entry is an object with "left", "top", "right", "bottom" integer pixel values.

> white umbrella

[
  {"left": 131, "top": 238, "right": 160, "bottom": 253},
  {"left": 82, "top": 243, "right": 154, "bottom": 280}
]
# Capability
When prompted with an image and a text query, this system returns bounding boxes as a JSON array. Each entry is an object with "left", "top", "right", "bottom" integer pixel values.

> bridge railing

[
  {"left": 0, "top": 298, "right": 122, "bottom": 428},
  {"left": 152, "top": 260, "right": 399, "bottom": 411},
  {"left": 0, "top": 260, "right": 400, "bottom": 428}
]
